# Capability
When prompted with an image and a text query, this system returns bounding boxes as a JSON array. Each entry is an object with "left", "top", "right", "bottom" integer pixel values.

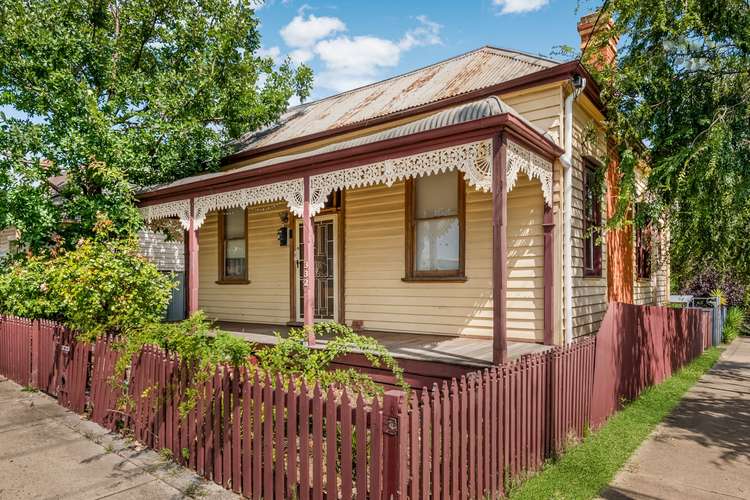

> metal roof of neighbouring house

[
  {"left": 140, "top": 95, "right": 555, "bottom": 194},
  {"left": 228, "top": 46, "right": 562, "bottom": 157}
]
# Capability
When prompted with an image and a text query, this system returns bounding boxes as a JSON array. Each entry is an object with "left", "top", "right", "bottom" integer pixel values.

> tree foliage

[
  {"left": 584, "top": 0, "right": 750, "bottom": 288},
  {"left": 0, "top": 0, "right": 312, "bottom": 252},
  {"left": 0, "top": 217, "right": 174, "bottom": 338}
]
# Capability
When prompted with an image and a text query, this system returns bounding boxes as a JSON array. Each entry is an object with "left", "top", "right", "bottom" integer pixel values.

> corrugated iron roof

[
  {"left": 141, "top": 95, "right": 551, "bottom": 194},
  {"left": 229, "top": 46, "right": 561, "bottom": 155}
]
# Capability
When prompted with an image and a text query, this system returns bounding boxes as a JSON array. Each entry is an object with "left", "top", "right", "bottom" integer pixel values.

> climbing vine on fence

[{"left": 111, "top": 313, "right": 407, "bottom": 417}]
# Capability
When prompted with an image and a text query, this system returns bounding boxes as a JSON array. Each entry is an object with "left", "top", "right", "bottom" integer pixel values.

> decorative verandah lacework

[
  {"left": 140, "top": 199, "right": 192, "bottom": 230},
  {"left": 140, "top": 138, "right": 554, "bottom": 227},
  {"left": 308, "top": 139, "right": 553, "bottom": 215},
  {"left": 192, "top": 178, "right": 304, "bottom": 228}
]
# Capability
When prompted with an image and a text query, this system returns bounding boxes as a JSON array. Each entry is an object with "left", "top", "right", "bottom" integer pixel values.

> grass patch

[{"left": 509, "top": 347, "right": 722, "bottom": 500}]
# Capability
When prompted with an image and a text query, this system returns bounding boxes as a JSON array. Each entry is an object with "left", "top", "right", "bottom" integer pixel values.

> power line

[{"left": 580, "top": 0, "right": 611, "bottom": 63}]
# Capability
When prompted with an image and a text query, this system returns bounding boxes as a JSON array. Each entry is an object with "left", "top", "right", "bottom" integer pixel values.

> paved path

[
  {"left": 0, "top": 377, "right": 238, "bottom": 500},
  {"left": 602, "top": 337, "right": 750, "bottom": 500}
]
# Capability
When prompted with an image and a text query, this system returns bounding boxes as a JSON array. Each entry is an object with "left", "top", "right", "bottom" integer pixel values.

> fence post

[
  {"left": 382, "top": 389, "right": 404, "bottom": 500},
  {"left": 30, "top": 320, "right": 40, "bottom": 389}
]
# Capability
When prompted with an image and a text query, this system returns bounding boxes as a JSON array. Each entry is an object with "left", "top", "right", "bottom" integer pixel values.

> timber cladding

[
  {"left": 344, "top": 176, "right": 545, "bottom": 341},
  {"left": 197, "top": 206, "right": 291, "bottom": 325}
]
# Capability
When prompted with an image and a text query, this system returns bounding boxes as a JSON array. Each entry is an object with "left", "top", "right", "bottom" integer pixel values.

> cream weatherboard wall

[
  {"left": 344, "top": 174, "right": 545, "bottom": 342},
  {"left": 633, "top": 167, "right": 671, "bottom": 306},
  {"left": 570, "top": 100, "right": 608, "bottom": 338},
  {"left": 505, "top": 84, "right": 610, "bottom": 339},
  {"left": 197, "top": 203, "right": 290, "bottom": 325}
]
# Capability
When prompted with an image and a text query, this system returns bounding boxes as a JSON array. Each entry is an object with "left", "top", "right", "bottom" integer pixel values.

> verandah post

[
  {"left": 187, "top": 198, "right": 200, "bottom": 315},
  {"left": 543, "top": 204, "right": 555, "bottom": 345},
  {"left": 492, "top": 133, "right": 508, "bottom": 365},
  {"left": 381, "top": 389, "right": 404, "bottom": 500},
  {"left": 302, "top": 175, "right": 316, "bottom": 346}
]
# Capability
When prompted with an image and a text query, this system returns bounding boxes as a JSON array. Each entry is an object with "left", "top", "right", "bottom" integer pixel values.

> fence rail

[{"left": 0, "top": 302, "right": 711, "bottom": 499}]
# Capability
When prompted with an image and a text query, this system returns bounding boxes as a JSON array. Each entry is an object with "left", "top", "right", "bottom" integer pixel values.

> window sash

[
  {"left": 219, "top": 208, "right": 248, "bottom": 282},
  {"left": 583, "top": 164, "right": 602, "bottom": 276},
  {"left": 636, "top": 209, "right": 652, "bottom": 279},
  {"left": 406, "top": 172, "right": 465, "bottom": 278}
]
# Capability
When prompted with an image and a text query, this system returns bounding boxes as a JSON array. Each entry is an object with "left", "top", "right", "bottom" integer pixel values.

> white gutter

[{"left": 562, "top": 75, "right": 586, "bottom": 345}]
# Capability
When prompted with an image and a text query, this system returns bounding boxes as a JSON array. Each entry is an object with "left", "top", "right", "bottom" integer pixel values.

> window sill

[
  {"left": 583, "top": 273, "right": 603, "bottom": 279},
  {"left": 215, "top": 279, "right": 251, "bottom": 285},
  {"left": 402, "top": 276, "right": 468, "bottom": 283}
]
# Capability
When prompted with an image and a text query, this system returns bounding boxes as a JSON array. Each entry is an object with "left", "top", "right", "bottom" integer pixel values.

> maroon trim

[
  {"left": 543, "top": 204, "right": 555, "bottom": 346},
  {"left": 139, "top": 113, "right": 563, "bottom": 205},
  {"left": 302, "top": 175, "right": 316, "bottom": 344},
  {"left": 492, "top": 133, "right": 508, "bottom": 365},
  {"left": 187, "top": 198, "right": 199, "bottom": 315},
  {"left": 583, "top": 161, "right": 602, "bottom": 277},
  {"left": 221, "top": 60, "right": 600, "bottom": 166}
]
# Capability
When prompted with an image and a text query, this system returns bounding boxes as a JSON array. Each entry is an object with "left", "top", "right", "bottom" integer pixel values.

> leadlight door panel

[{"left": 297, "top": 217, "right": 336, "bottom": 321}]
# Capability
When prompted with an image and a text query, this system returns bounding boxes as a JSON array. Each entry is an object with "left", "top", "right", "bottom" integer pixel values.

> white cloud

[
  {"left": 315, "top": 36, "right": 401, "bottom": 77},
  {"left": 289, "top": 48, "right": 314, "bottom": 65},
  {"left": 280, "top": 13, "right": 347, "bottom": 48},
  {"left": 279, "top": 13, "right": 442, "bottom": 93},
  {"left": 257, "top": 46, "right": 281, "bottom": 64},
  {"left": 399, "top": 15, "right": 443, "bottom": 50},
  {"left": 492, "top": 0, "right": 550, "bottom": 14}
]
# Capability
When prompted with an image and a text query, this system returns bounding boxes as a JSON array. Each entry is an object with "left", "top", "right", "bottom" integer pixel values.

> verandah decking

[{"left": 218, "top": 321, "right": 551, "bottom": 368}]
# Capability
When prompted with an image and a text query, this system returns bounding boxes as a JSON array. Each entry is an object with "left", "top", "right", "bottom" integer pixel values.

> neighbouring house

[
  {"left": 139, "top": 228, "right": 186, "bottom": 321},
  {"left": 0, "top": 228, "right": 20, "bottom": 259},
  {"left": 0, "top": 223, "right": 187, "bottom": 320},
  {"left": 137, "top": 15, "right": 669, "bottom": 369}
]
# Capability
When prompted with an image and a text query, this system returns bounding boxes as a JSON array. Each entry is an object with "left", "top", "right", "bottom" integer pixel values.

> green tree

[
  {"left": 584, "top": 1, "right": 750, "bottom": 288},
  {"left": 0, "top": 0, "right": 312, "bottom": 252}
]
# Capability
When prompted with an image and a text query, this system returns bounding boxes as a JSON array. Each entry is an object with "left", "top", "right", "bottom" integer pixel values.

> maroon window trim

[
  {"left": 583, "top": 162, "right": 602, "bottom": 277},
  {"left": 636, "top": 204, "right": 652, "bottom": 279}
]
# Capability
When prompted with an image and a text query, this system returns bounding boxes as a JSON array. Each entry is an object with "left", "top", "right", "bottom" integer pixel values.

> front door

[{"left": 295, "top": 215, "right": 337, "bottom": 322}]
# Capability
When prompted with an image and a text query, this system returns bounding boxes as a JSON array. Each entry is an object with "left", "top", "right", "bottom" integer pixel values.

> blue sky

[{"left": 256, "top": 0, "right": 599, "bottom": 101}]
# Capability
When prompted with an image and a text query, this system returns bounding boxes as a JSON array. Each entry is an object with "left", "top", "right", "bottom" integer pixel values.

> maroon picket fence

[
  {"left": 88, "top": 340, "right": 386, "bottom": 499},
  {"left": 394, "top": 336, "right": 596, "bottom": 498},
  {"left": 0, "top": 316, "right": 33, "bottom": 387},
  {"left": 0, "top": 304, "right": 710, "bottom": 499}
]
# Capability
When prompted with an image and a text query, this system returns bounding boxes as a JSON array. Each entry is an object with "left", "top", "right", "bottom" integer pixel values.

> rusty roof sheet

[
  {"left": 141, "top": 95, "right": 552, "bottom": 194},
  {"left": 230, "top": 46, "right": 560, "bottom": 155}
]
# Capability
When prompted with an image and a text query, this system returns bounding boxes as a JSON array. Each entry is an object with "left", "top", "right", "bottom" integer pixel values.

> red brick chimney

[
  {"left": 577, "top": 12, "right": 618, "bottom": 70},
  {"left": 578, "top": 12, "right": 634, "bottom": 304}
]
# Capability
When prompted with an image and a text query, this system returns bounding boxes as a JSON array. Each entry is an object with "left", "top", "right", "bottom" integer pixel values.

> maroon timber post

[
  {"left": 382, "top": 389, "right": 404, "bottom": 500},
  {"left": 30, "top": 320, "right": 40, "bottom": 389},
  {"left": 303, "top": 175, "right": 316, "bottom": 346},
  {"left": 492, "top": 133, "right": 508, "bottom": 364},
  {"left": 543, "top": 204, "right": 555, "bottom": 345},
  {"left": 187, "top": 198, "right": 200, "bottom": 315}
]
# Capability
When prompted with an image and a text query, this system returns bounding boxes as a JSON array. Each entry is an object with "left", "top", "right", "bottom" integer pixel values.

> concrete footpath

[
  {"left": 602, "top": 337, "right": 750, "bottom": 500},
  {"left": 0, "top": 377, "right": 238, "bottom": 500}
]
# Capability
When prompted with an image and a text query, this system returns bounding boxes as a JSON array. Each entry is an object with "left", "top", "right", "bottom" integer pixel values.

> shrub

[
  {"left": 0, "top": 224, "right": 174, "bottom": 340},
  {"left": 0, "top": 255, "right": 61, "bottom": 319},
  {"left": 680, "top": 266, "right": 747, "bottom": 307},
  {"left": 722, "top": 307, "right": 746, "bottom": 343}
]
